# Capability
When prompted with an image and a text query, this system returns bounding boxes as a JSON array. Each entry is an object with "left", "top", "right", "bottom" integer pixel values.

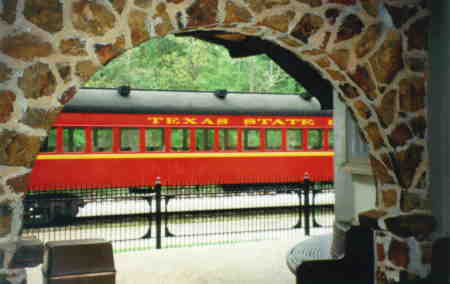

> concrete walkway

[{"left": 27, "top": 233, "right": 330, "bottom": 284}]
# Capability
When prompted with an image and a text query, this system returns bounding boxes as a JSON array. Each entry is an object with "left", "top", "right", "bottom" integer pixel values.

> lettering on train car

[
  {"left": 243, "top": 118, "right": 315, "bottom": 126},
  {"left": 147, "top": 116, "right": 325, "bottom": 127},
  {"left": 147, "top": 116, "right": 230, "bottom": 126}
]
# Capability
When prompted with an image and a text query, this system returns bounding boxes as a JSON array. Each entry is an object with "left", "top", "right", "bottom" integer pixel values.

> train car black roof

[{"left": 63, "top": 87, "right": 331, "bottom": 116}]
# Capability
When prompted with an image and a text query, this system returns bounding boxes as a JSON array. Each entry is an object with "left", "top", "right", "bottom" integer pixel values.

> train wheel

[
  {"left": 51, "top": 198, "right": 85, "bottom": 225},
  {"left": 23, "top": 200, "right": 51, "bottom": 227},
  {"left": 24, "top": 193, "right": 84, "bottom": 226}
]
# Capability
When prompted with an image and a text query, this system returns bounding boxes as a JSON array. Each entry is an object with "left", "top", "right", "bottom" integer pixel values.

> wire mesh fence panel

[
  {"left": 22, "top": 185, "right": 156, "bottom": 252},
  {"left": 161, "top": 186, "right": 302, "bottom": 248},
  {"left": 310, "top": 182, "right": 335, "bottom": 228},
  {"left": 22, "top": 180, "right": 335, "bottom": 252}
]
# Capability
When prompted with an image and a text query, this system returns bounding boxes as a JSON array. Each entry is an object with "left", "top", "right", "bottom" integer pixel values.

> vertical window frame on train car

[
  {"left": 112, "top": 128, "right": 120, "bottom": 152},
  {"left": 281, "top": 129, "right": 287, "bottom": 151},
  {"left": 237, "top": 128, "right": 243, "bottom": 152},
  {"left": 139, "top": 128, "right": 146, "bottom": 152},
  {"left": 323, "top": 128, "right": 329, "bottom": 150},
  {"left": 62, "top": 127, "right": 87, "bottom": 153},
  {"left": 213, "top": 129, "right": 220, "bottom": 152},
  {"left": 190, "top": 127, "right": 196, "bottom": 153},
  {"left": 260, "top": 128, "right": 266, "bottom": 151},
  {"left": 164, "top": 128, "right": 171, "bottom": 152},
  {"left": 119, "top": 127, "right": 140, "bottom": 152},
  {"left": 83, "top": 127, "right": 93, "bottom": 153},
  {"left": 56, "top": 127, "right": 63, "bottom": 153},
  {"left": 327, "top": 129, "right": 334, "bottom": 150},
  {"left": 92, "top": 127, "right": 114, "bottom": 153},
  {"left": 145, "top": 128, "right": 165, "bottom": 152},
  {"left": 302, "top": 129, "right": 308, "bottom": 151}
]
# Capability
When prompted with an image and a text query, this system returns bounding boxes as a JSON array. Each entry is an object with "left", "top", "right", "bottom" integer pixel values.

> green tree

[{"left": 85, "top": 35, "right": 305, "bottom": 94}]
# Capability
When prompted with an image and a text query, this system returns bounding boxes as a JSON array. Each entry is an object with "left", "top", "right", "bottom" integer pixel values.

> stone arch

[{"left": 0, "top": 0, "right": 431, "bottom": 282}]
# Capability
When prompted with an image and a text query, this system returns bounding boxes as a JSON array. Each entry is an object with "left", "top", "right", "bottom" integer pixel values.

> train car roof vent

[
  {"left": 299, "top": 92, "right": 313, "bottom": 101},
  {"left": 214, "top": 89, "right": 228, "bottom": 99},
  {"left": 118, "top": 85, "right": 131, "bottom": 97}
]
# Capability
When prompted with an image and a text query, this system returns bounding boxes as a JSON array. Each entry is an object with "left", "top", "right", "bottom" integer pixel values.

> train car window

[
  {"left": 195, "top": 129, "right": 214, "bottom": 151},
  {"left": 219, "top": 129, "right": 237, "bottom": 150},
  {"left": 92, "top": 128, "right": 113, "bottom": 152},
  {"left": 243, "top": 129, "right": 260, "bottom": 151},
  {"left": 308, "top": 129, "right": 323, "bottom": 150},
  {"left": 146, "top": 128, "right": 164, "bottom": 151},
  {"left": 40, "top": 128, "right": 57, "bottom": 152},
  {"left": 287, "top": 129, "right": 302, "bottom": 150},
  {"left": 120, "top": 128, "right": 139, "bottom": 152},
  {"left": 171, "top": 128, "right": 190, "bottom": 151},
  {"left": 328, "top": 130, "right": 334, "bottom": 149},
  {"left": 265, "top": 129, "right": 282, "bottom": 150},
  {"left": 63, "top": 128, "right": 86, "bottom": 152}
]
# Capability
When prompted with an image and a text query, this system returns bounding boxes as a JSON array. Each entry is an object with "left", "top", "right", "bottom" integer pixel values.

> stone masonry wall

[{"left": 0, "top": 0, "right": 431, "bottom": 283}]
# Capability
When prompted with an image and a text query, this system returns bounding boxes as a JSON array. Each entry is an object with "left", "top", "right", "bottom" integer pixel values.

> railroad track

[{"left": 24, "top": 203, "right": 334, "bottom": 229}]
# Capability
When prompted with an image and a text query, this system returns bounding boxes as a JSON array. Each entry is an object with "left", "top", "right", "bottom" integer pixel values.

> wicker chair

[{"left": 286, "top": 233, "right": 333, "bottom": 275}]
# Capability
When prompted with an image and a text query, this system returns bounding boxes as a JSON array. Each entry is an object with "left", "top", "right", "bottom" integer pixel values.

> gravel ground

[
  {"left": 27, "top": 230, "right": 331, "bottom": 284},
  {"left": 77, "top": 192, "right": 334, "bottom": 217}
]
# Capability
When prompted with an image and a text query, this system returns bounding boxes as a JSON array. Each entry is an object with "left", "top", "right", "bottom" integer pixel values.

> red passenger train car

[
  {"left": 30, "top": 87, "right": 333, "bottom": 189},
  {"left": 27, "top": 87, "right": 333, "bottom": 221}
]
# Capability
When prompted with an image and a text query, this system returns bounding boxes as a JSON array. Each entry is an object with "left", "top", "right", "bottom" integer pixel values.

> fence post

[
  {"left": 155, "top": 177, "right": 162, "bottom": 249},
  {"left": 303, "top": 173, "right": 311, "bottom": 236}
]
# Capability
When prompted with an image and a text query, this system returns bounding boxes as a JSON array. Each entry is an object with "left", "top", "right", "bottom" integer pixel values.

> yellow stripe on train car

[{"left": 36, "top": 152, "right": 334, "bottom": 160}]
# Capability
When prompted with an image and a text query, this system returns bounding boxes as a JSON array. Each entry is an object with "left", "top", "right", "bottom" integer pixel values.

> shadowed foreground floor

[{"left": 27, "top": 238, "right": 312, "bottom": 284}]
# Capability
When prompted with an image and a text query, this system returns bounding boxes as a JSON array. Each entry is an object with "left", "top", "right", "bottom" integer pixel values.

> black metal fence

[{"left": 22, "top": 179, "right": 334, "bottom": 252}]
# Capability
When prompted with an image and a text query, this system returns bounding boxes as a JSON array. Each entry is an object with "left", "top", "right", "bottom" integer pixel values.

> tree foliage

[{"left": 85, "top": 35, "right": 305, "bottom": 94}]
